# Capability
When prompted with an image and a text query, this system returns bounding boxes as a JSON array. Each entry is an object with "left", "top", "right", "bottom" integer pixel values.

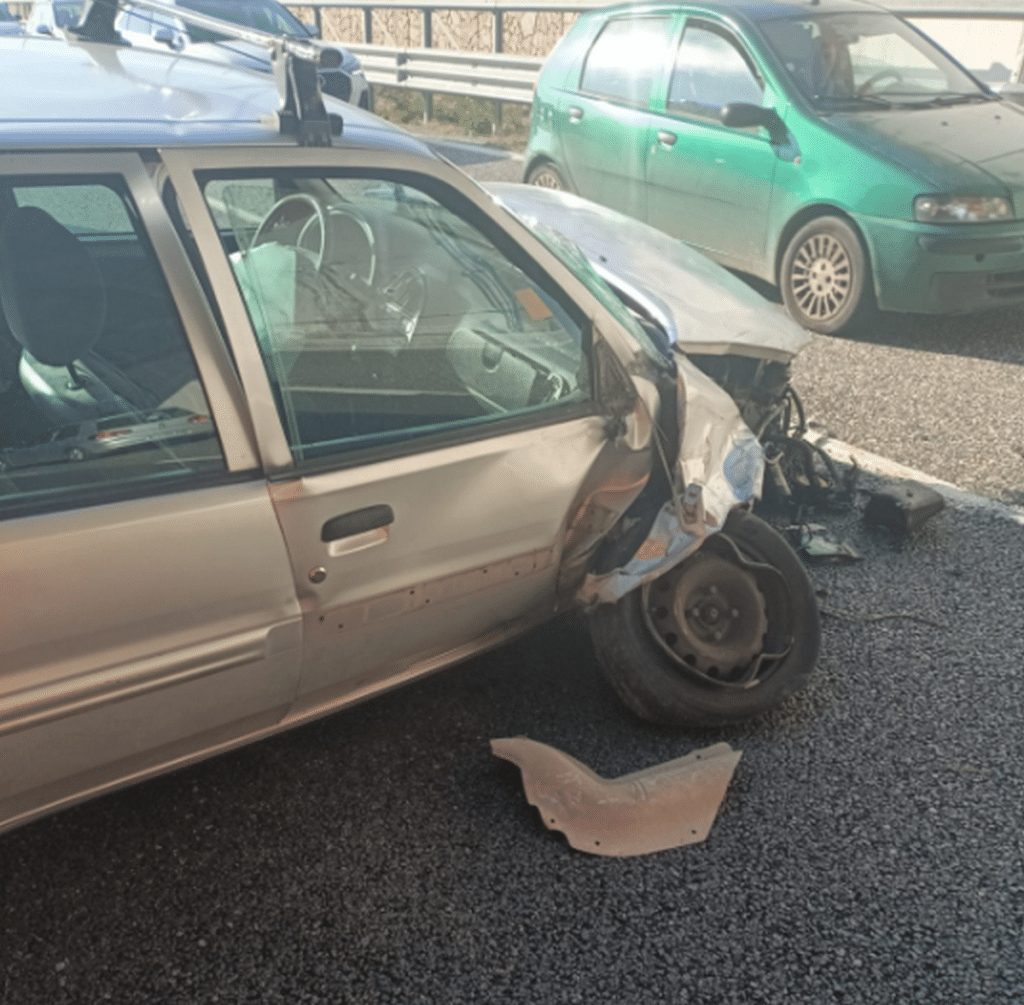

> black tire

[
  {"left": 525, "top": 160, "right": 571, "bottom": 192},
  {"left": 589, "top": 509, "right": 821, "bottom": 728},
  {"left": 779, "top": 215, "right": 874, "bottom": 334}
]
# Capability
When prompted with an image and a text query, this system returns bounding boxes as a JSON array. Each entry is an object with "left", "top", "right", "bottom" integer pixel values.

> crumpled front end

[{"left": 579, "top": 353, "right": 764, "bottom": 606}]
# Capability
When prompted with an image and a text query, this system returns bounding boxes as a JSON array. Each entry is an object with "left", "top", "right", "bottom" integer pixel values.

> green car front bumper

[{"left": 856, "top": 214, "right": 1024, "bottom": 315}]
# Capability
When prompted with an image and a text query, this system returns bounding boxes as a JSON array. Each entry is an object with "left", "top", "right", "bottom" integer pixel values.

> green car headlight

[{"left": 913, "top": 195, "right": 1013, "bottom": 223}]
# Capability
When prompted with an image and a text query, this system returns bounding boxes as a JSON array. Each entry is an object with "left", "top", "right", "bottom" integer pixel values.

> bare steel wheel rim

[
  {"left": 789, "top": 232, "right": 852, "bottom": 322},
  {"left": 642, "top": 551, "right": 769, "bottom": 686}
]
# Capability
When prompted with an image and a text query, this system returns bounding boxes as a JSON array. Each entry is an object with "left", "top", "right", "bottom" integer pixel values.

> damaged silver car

[{"left": 0, "top": 0, "right": 819, "bottom": 836}]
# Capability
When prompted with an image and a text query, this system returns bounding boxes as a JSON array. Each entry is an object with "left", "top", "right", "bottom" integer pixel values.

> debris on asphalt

[
  {"left": 785, "top": 522, "right": 862, "bottom": 563},
  {"left": 864, "top": 481, "right": 946, "bottom": 535},
  {"left": 820, "top": 607, "right": 946, "bottom": 630},
  {"left": 490, "top": 737, "right": 741, "bottom": 857}
]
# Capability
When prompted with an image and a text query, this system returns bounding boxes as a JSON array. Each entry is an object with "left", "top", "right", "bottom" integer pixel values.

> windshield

[
  {"left": 759, "top": 12, "right": 989, "bottom": 109},
  {"left": 179, "top": 0, "right": 308, "bottom": 40}
]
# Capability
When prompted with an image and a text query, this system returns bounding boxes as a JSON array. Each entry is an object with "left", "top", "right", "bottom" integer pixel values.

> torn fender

[
  {"left": 491, "top": 737, "right": 741, "bottom": 857},
  {"left": 578, "top": 354, "right": 764, "bottom": 605}
]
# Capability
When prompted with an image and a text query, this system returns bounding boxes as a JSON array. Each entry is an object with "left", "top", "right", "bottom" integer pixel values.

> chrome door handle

[
  {"left": 568, "top": 106, "right": 583, "bottom": 124},
  {"left": 657, "top": 130, "right": 677, "bottom": 148}
]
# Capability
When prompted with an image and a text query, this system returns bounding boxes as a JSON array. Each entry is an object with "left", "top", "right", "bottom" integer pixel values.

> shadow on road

[{"left": 731, "top": 269, "right": 1024, "bottom": 367}]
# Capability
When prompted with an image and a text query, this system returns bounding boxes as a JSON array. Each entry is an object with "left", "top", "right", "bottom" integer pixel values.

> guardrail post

[
  {"left": 421, "top": 7, "right": 433, "bottom": 122},
  {"left": 492, "top": 12, "right": 504, "bottom": 134},
  {"left": 362, "top": 5, "right": 372, "bottom": 43}
]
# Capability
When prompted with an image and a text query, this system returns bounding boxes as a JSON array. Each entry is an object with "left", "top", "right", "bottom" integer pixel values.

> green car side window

[
  {"left": 580, "top": 16, "right": 675, "bottom": 108},
  {"left": 668, "top": 22, "right": 764, "bottom": 114}
]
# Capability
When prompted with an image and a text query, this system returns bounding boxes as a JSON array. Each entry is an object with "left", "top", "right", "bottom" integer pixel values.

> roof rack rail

[{"left": 69, "top": 0, "right": 342, "bottom": 146}]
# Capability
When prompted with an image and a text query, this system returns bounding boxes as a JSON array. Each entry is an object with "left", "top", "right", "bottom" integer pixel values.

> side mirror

[{"left": 720, "top": 102, "right": 787, "bottom": 145}]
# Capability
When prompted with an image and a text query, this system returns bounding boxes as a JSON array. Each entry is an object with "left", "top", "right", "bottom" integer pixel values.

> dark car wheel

[
  {"left": 589, "top": 509, "right": 821, "bottom": 728},
  {"left": 526, "top": 161, "right": 570, "bottom": 191},
  {"left": 780, "top": 215, "right": 873, "bottom": 334}
]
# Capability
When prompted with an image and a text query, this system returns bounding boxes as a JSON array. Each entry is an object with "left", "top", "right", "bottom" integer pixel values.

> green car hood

[{"left": 823, "top": 100, "right": 1024, "bottom": 202}]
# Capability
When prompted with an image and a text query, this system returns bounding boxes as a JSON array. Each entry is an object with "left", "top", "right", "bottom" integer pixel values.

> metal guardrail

[{"left": 347, "top": 43, "right": 541, "bottom": 104}]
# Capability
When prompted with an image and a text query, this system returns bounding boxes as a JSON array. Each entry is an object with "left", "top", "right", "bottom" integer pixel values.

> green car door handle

[
  {"left": 568, "top": 106, "right": 583, "bottom": 124},
  {"left": 657, "top": 130, "right": 677, "bottom": 148}
]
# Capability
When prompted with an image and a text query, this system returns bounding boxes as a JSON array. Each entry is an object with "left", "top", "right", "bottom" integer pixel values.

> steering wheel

[
  {"left": 252, "top": 193, "right": 424, "bottom": 341},
  {"left": 251, "top": 193, "right": 333, "bottom": 270},
  {"left": 856, "top": 69, "right": 903, "bottom": 96}
]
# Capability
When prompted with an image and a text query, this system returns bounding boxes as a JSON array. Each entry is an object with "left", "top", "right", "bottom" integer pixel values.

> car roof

[
  {"left": 597, "top": 0, "right": 884, "bottom": 22},
  {"left": 0, "top": 34, "right": 434, "bottom": 155}
]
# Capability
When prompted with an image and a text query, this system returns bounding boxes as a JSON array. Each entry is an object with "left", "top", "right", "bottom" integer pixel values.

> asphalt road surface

[{"left": 3, "top": 135, "right": 1024, "bottom": 1005}]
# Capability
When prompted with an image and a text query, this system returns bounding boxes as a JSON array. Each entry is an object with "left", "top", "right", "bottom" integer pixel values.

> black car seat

[{"left": 0, "top": 205, "right": 195, "bottom": 425}]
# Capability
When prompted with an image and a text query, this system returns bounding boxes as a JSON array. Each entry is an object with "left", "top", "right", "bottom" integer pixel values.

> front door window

[
  {"left": 668, "top": 22, "right": 764, "bottom": 116},
  {"left": 200, "top": 173, "right": 590, "bottom": 465}
]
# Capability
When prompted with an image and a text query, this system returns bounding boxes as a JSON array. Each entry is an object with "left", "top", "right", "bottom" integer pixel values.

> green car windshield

[{"left": 758, "top": 12, "right": 990, "bottom": 109}]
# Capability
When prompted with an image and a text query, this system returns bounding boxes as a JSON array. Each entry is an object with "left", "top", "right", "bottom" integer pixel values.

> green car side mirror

[{"left": 720, "top": 102, "right": 788, "bottom": 146}]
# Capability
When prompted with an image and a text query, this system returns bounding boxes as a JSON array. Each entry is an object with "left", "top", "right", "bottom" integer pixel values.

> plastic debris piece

[{"left": 490, "top": 737, "right": 741, "bottom": 857}]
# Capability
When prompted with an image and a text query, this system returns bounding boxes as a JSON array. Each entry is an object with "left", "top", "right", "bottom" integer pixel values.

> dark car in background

[
  {"left": 0, "top": 2, "right": 22, "bottom": 34},
  {"left": 525, "top": 0, "right": 1024, "bottom": 333},
  {"left": 26, "top": 0, "right": 369, "bottom": 105}
]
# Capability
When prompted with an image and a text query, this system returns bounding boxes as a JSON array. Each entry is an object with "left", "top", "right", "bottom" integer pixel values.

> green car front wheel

[
  {"left": 526, "top": 161, "right": 571, "bottom": 192},
  {"left": 780, "top": 215, "right": 874, "bottom": 334}
]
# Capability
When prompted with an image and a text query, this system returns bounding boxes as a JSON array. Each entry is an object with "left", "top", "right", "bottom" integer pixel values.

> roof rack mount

[{"left": 70, "top": 0, "right": 342, "bottom": 146}]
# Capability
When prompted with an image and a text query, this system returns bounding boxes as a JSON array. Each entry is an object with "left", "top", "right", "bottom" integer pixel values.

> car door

[
  {"left": 0, "top": 154, "right": 303, "bottom": 834},
  {"left": 644, "top": 17, "right": 777, "bottom": 272},
  {"left": 164, "top": 146, "right": 648, "bottom": 719},
  {"left": 556, "top": 13, "right": 678, "bottom": 221}
]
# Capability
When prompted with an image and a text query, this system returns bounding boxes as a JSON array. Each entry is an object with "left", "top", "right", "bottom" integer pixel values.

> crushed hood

[{"left": 485, "top": 182, "right": 810, "bottom": 364}]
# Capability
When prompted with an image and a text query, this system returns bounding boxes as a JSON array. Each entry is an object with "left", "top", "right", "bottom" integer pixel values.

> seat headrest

[{"left": 0, "top": 205, "right": 106, "bottom": 367}]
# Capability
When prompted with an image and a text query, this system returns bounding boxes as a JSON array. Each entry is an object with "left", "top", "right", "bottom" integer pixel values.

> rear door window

[
  {"left": 580, "top": 16, "right": 675, "bottom": 107},
  {"left": 0, "top": 177, "right": 226, "bottom": 518}
]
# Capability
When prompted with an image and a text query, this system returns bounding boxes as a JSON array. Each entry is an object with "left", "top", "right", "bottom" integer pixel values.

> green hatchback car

[{"left": 525, "top": 0, "right": 1024, "bottom": 333}]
